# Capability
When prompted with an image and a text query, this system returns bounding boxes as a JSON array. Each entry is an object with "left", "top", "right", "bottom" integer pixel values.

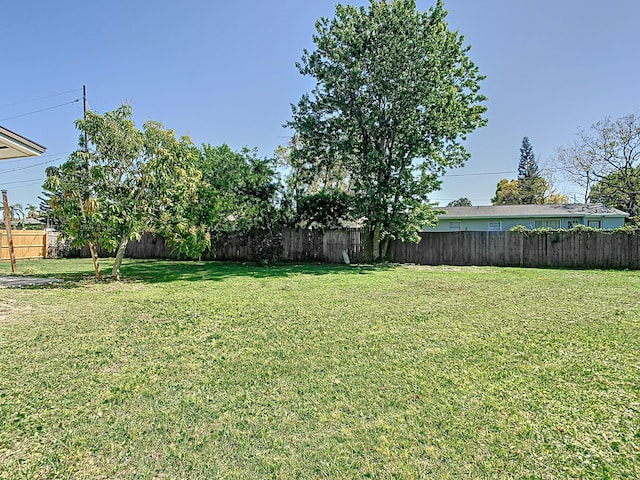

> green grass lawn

[{"left": 1, "top": 259, "right": 639, "bottom": 479}]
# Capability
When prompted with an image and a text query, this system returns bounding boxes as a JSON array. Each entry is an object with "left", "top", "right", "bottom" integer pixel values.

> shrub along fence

[{"left": 61, "top": 229, "right": 640, "bottom": 269}]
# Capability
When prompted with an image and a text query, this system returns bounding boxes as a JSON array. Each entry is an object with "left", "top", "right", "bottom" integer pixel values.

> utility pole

[
  {"left": 584, "top": 171, "right": 590, "bottom": 204},
  {"left": 2, "top": 190, "right": 17, "bottom": 273},
  {"left": 83, "top": 85, "right": 89, "bottom": 151},
  {"left": 81, "top": 85, "right": 102, "bottom": 280}
]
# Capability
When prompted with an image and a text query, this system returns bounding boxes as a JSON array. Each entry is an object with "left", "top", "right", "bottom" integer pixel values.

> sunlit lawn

[{"left": 1, "top": 259, "right": 639, "bottom": 478}]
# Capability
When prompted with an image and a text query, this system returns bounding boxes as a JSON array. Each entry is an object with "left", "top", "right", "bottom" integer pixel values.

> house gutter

[{"left": 0, "top": 126, "right": 46, "bottom": 159}]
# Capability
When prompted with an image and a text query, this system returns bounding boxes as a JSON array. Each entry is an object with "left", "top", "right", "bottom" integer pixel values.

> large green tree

[
  {"left": 45, "top": 105, "right": 207, "bottom": 280},
  {"left": 589, "top": 166, "right": 640, "bottom": 223},
  {"left": 194, "top": 144, "right": 281, "bottom": 238},
  {"left": 491, "top": 179, "right": 521, "bottom": 205},
  {"left": 287, "top": 0, "right": 487, "bottom": 259},
  {"left": 276, "top": 136, "right": 355, "bottom": 229}
]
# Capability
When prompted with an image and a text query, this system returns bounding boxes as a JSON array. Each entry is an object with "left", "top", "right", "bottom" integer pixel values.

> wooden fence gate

[{"left": 0, "top": 230, "right": 47, "bottom": 260}]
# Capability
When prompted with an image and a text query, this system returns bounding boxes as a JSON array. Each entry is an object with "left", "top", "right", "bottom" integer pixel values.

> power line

[
  {"left": 5, "top": 180, "right": 47, "bottom": 191},
  {"left": 445, "top": 170, "right": 517, "bottom": 177},
  {"left": 433, "top": 198, "right": 495, "bottom": 202},
  {"left": 0, "top": 99, "right": 80, "bottom": 122},
  {"left": 0, "top": 88, "right": 81, "bottom": 110},
  {"left": 0, "top": 157, "right": 61, "bottom": 174},
  {"left": 0, "top": 177, "right": 45, "bottom": 186},
  {"left": 442, "top": 166, "right": 579, "bottom": 178}
]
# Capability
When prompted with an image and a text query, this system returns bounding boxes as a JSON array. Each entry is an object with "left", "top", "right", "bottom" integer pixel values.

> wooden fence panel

[
  {"left": 390, "top": 231, "right": 640, "bottom": 269},
  {"left": 127, "top": 232, "right": 173, "bottom": 259},
  {"left": 628, "top": 234, "right": 640, "bottom": 268},
  {"left": 63, "top": 229, "right": 640, "bottom": 270},
  {"left": 0, "top": 230, "right": 46, "bottom": 260}
]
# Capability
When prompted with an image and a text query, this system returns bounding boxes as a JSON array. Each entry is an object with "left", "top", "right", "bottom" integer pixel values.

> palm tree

[
  {"left": 9, "top": 203, "right": 24, "bottom": 228},
  {"left": 26, "top": 204, "right": 38, "bottom": 219}
]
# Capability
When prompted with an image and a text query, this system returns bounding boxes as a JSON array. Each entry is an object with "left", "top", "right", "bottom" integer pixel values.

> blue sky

[{"left": 2, "top": 0, "right": 639, "bottom": 209}]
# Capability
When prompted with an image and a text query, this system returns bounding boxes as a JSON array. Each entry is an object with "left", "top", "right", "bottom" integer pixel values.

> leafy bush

[
  {"left": 569, "top": 224, "right": 601, "bottom": 234},
  {"left": 612, "top": 224, "right": 640, "bottom": 235},
  {"left": 530, "top": 227, "right": 554, "bottom": 235}
]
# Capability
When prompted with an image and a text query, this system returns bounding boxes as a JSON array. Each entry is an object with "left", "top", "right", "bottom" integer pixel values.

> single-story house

[
  {"left": 0, "top": 217, "right": 45, "bottom": 230},
  {"left": 426, "top": 203, "right": 629, "bottom": 232},
  {"left": 0, "top": 125, "right": 46, "bottom": 160}
]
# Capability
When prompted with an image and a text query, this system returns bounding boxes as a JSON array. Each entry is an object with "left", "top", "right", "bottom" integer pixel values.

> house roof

[
  {"left": 438, "top": 203, "right": 629, "bottom": 219},
  {"left": 0, "top": 125, "right": 46, "bottom": 160},
  {"left": 0, "top": 217, "right": 44, "bottom": 227}
]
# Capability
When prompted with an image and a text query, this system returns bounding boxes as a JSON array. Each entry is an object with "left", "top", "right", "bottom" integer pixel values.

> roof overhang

[
  {"left": 437, "top": 204, "right": 630, "bottom": 220},
  {"left": 438, "top": 212, "right": 630, "bottom": 219},
  {"left": 0, "top": 126, "right": 46, "bottom": 160}
]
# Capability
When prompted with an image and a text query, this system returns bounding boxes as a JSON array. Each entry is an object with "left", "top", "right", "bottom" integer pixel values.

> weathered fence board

[
  {"left": 66, "top": 229, "right": 640, "bottom": 269},
  {"left": 389, "top": 231, "right": 640, "bottom": 269}
]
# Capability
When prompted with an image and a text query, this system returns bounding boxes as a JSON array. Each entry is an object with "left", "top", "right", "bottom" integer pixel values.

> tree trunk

[
  {"left": 111, "top": 238, "right": 129, "bottom": 281},
  {"left": 380, "top": 236, "right": 390, "bottom": 261},
  {"left": 88, "top": 242, "right": 102, "bottom": 281},
  {"left": 371, "top": 225, "right": 381, "bottom": 261}
]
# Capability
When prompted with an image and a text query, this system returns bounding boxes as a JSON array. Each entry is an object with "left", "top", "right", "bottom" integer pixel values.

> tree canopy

[
  {"left": 44, "top": 105, "right": 285, "bottom": 278},
  {"left": 287, "top": 0, "right": 487, "bottom": 259},
  {"left": 194, "top": 144, "right": 281, "bottom": 238},
  {"left": 491, "top": 179, "right": 521, "bottom": 205},
  {"left": 589, "top": 166, "right": 640, "bottom": 222},
  {"left": 45, "top": 105, "right": 208, "bottom": 280},
  {"left": 447, "top": 197, "right": 472, "bottom": 207},
  {"left": 556, "top": 113, "right": 640, "bottom": 221}
]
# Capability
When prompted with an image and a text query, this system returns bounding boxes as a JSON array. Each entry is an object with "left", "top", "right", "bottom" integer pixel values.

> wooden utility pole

[
  {"left": 83, "top": 85, "right": 89, "bottom": 149},
  {"left": 2, "top": 190, "right": 17, "bottom": 273},
  {"left": 82, "top": 85, "right": 102, "bottom": 280}
]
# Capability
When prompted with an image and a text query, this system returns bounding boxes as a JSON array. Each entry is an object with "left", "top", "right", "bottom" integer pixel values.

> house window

[
  {"left": 534, "top": 219, "right": 561, "bottom": 229},
  {"left": 567, "top": 218, "right": 581, "bottom": 229},
  {"left": 588, "top": 220, "right": 601, "bottom": 228},
  {"left": 449, "top": 221, "right": 461, "bottom": 232},
  {"left": 488, "top": 221, "right": 501, "bottom": 232}
]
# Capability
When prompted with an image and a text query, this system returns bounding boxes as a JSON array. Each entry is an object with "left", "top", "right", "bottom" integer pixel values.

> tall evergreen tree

[{"left": 517, "top": 136, "right": 545, "bottom": 204}]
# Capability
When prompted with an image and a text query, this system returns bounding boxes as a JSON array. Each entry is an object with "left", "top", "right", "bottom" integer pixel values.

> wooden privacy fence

[
  {"left": 390, "top": 231, "right": 640, "bottom": 269},
  {"left": 0, "top": 230, "right": 47, "bottom": 260},
  {"left": 67, "top": 229, "right": 640, "bottom": 269},
  {"left": 210, "top": 228, "right": 364, "bottom": 263},
  {"left": 75, "top": 229, "right": 365, "bottom": 264}
]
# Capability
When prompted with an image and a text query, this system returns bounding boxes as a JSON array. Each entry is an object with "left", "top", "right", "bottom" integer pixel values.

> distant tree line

[
  {"left": 491, "top": 113, "right": 640, "bottom": 227},
  {"left": 554, "top": 113, "right": 640, "bottom": 224}
]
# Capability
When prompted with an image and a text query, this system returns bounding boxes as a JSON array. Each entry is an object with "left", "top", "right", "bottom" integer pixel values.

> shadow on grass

[
  {"left": 2, "top": 259, "right": 390, "bottom": 287},
  {"left": 119, "top": 260, "right": 385, "bottom": 284}
]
